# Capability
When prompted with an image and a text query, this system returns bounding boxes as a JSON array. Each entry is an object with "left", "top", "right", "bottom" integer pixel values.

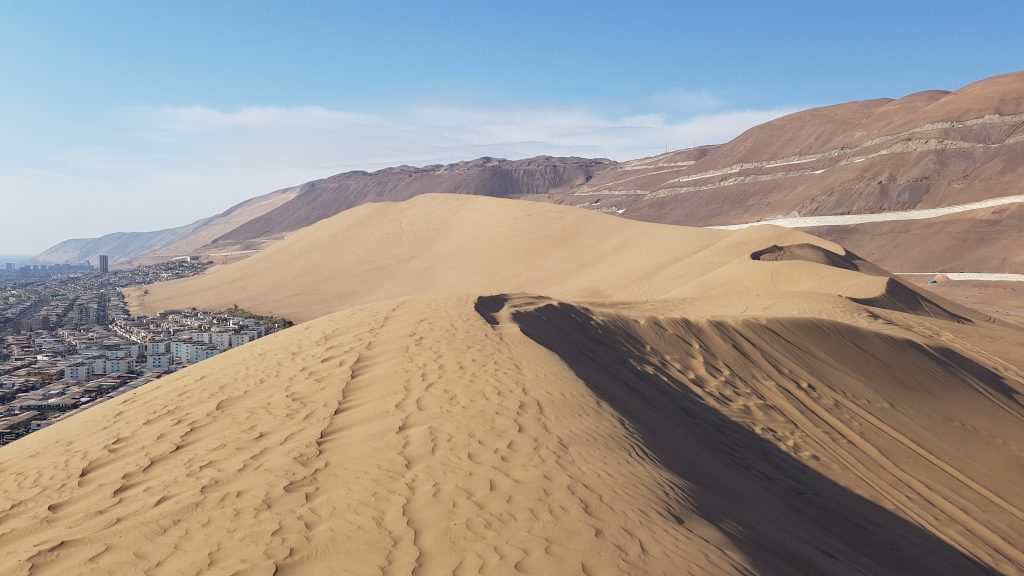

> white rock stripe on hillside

[
  {"left": 896, "top": 273, "right": 1024, "bottom": 282},
  {"left": 710, "top": 194, "right": 1024, "bottom": 230}
]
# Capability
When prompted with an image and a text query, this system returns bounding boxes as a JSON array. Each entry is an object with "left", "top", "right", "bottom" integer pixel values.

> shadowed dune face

[
  {"left": 850, "top": 278, "right": 973, "bottom": 323},
  {"left": 748, "top": 243, "right": 978, "bottom": 323},
  {"left": 506, "top": 296, "right": 1024, "bottom": 574},
  {"left": 751, "top": 243, "right": 867, "bottom": 272}
]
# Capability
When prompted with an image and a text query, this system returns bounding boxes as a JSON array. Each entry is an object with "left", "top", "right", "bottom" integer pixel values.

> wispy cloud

[{"left": 130, "top": 102, "right": 801, "bottom": 170}]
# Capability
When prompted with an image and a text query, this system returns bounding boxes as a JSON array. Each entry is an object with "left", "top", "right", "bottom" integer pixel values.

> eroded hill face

[
  {"left": 6, "top": 195, "right": 1024, "bottom": 575},
  {"left": 560, "top": 71, "right": 1024, "bottom": 275}
]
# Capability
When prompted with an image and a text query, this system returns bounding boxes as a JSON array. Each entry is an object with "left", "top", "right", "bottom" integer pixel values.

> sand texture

[{"left": 4, "top": 194, "right": 1024, "bottom": 575}]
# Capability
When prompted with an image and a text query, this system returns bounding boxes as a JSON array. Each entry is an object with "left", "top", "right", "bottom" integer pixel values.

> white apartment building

[
  {"left": 106, "top": 358, "right": 133, "bottom": 373},
  {"left": 171, "top": 341, "right": 189, "bottom": 361},
  {"left": 66, "top": 363, "right": 93, "bottom": 381},
  {"left": 184, "top": 344, "right": 219, "bottom": 363},
  {"left": 145, "top": 341, "right": 169, "bottom": 355},
  {"left": 92, "top": 357, "right": 133, "bottom": 375},
  {"left": 145, "top": 354, "right": 172, "bottom": 371},
  {"left": 210, "top": 332, "right": 232, "bottom": 349}
]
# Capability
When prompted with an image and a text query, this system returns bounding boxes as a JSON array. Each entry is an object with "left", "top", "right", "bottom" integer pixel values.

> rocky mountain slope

[
  {"left": 6, "top": 194, "right": 1022, "bottom": 575},
  {"left": 37, "top": 72, "right": 1023, "bottom": 275},
  {"left": 127, "top": 187, "right": 300, "bottom": 265},
  {"left": 562, "top": 71, "right": 1024, "bottom": 274}
]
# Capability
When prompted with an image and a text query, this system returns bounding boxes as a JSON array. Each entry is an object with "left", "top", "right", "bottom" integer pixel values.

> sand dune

[
  {"left": 4, "top": 194, "right": 1024, "bottom": 574},
  {"left": 127, "top": 193, "right": 894, "bottom": 322}
]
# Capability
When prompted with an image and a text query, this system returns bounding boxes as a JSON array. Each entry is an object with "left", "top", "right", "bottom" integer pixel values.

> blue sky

[{"left": 1, "top": 1, "right": 1022, "bottom": 253}]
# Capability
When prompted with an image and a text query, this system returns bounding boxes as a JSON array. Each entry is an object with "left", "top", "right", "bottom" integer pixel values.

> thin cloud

[{"left": 132, "top": 103, "right": 801, "bottom": 167}]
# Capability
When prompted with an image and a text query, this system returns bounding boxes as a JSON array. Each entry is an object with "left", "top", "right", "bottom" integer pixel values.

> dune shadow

[
  {"left": 495, "top": 297, "right": 998, "bottom": 575},
  {"left": 750, "top": 244, "right": 973, "bottom": 324}
]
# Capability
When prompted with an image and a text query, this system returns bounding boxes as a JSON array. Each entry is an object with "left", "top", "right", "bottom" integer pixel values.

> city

[{"left": 0, "top": 257, "right": 290, "bottom": 445}]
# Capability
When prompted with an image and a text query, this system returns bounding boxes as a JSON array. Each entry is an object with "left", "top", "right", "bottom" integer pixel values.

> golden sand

[{"left": 3, "top": 194, "right": 1022, "bottom": 574}]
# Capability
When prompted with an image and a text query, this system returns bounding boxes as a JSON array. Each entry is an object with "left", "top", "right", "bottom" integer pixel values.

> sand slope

[
  {"left": 128, "top": 193, "right": 893, "bottom": 322},
  {"left": 4, "top": 194, "right": 1024, "bottom": 574}
]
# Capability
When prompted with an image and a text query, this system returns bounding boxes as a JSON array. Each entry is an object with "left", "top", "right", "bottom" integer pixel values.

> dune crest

[
  {"left": 3, "top": 194, "right": 1023, "bottom": 574},
  {"left": 129, "top": 194, "right": 890, "bottom": 323}
]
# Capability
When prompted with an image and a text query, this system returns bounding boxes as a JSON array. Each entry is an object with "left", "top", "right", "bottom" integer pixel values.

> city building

[
  {"left": 145, "top": 354, "right": 172, "bottom": 371},
  {"left": 98, "top": 255, "right": 109, "bottom": 274},
  {"left": 65, "top": 363, "right": 94, "bottom": 381}
]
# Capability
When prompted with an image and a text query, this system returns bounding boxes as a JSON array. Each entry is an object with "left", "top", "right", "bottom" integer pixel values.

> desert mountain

[
  {"left": 4, "top": 195, "right": 1022, "bottom": 574},
  {"left": 566, "top": 71, "right": 1024, "bottom": 275},
  {"left": 128, "top": 187, "right": 301, "bottom": 265},
  {"left": 32, "top": 219, "right": 210, "bottom": 266},
  {"left": 34, "top": 156, "right": 613, "bottom": 265},
  {"left": 208, "top": 156, "right": 613, "bottom": 251},
  {"left": 36, "top": 72, "right": 1023, "bottom": 279}
]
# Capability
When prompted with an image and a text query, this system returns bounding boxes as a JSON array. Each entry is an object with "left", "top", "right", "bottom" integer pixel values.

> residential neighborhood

[{"left": 0, "top": 259, "right": 289, "bottom": 445}]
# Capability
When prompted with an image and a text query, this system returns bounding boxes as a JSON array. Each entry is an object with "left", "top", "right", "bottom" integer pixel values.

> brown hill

[
  {"left": 0, "top": 194, "right": 1010, "bottom": 574},
  {"left": 206, "top": 155, "right": 613, "bottom": 252},
  {"left": 36, "top": 72, "right": 1022, "bottom": 296},
  {"left": 32, "top": 188, "right": 300, "bottom": 266},
  {"left": 564, "top": 71, "right": 1024, "bottom": 276},
  {"left": 128, "top": 187, "right": 301, "bottom": 264},
  {"left": 33, "top": 156, "right": 613, "bottom": 266},
  {"left": 147, "top": 71, "right": 1024, "bottom": 319}
]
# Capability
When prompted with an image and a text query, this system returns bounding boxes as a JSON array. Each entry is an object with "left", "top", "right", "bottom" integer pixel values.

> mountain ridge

[{"left": 33, "top": 71, "right": 1024, "bottom": 316}]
